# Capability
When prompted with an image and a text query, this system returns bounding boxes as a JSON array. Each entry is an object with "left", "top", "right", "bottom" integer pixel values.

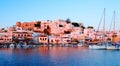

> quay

[{"left": 0, "top": 42, "right": 85, "bottom": 48}]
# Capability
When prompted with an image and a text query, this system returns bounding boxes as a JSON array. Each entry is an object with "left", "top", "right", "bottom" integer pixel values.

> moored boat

[
  {"left": 16, "top": 44, "right": 22, "bottom": 48},
  {"left": 89, "top": 44, "right": 106, "bottom": 50},
  {"left": 106, "top": 43, "right": 119, "bottom": 50},
  {"left": 106, "top": 45, "right": 118, "bottom": 50},
  {"left": 10, "top": 43, "right": 15, "bottom": 48}
]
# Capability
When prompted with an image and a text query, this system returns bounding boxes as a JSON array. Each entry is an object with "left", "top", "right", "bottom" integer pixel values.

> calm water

[{"left": 0, "top": 47, "right": 120, "bottom": 66}]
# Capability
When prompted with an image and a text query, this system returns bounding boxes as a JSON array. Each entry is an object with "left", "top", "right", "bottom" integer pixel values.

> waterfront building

[
  {"left": 0, "top": 32, "right": 12, "bottom": 43},
  {"left": 84, "top": 28, "right": 95, "bottom": 39},
  {"left": 0, "top": 28, "right": 2, "bottom": 32},
  {"left": 5, "top": 19, "right": 86, "bottom": 44},
  {"left": 40, "top": 20, "right": 52, "bottom": 30},
  {"left": 32, "top": 32, "right": 46, "bottom": 43},
  {"left": 60, "top": 34, "right": 71, "bottom": 44},
  {"left": 49, "top": 36, "right": 58, "bottom": 44},
  {"left": 71, "top": 27, "right": 83, "bottom": 39},
  {"left": 38, "top": 35, "right": 48, "bottom": 43},
  {"left": 12, "top": 30, "right": 33, "bottom": 41},
  {"left": 16, "top": 21, "right": 41, "bottom": 31}
]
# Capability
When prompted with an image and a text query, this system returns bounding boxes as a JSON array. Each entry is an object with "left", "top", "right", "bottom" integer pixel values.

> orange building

[{"left": 16, "top": 21, "right": 41, "bottom": 30}]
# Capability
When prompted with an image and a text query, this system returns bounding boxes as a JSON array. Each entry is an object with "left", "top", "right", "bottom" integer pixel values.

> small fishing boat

[
  {"left": 22, "top": 43, "right": 29, "bottom": 48},
  {"left": 16, "top": 44, "right": 22, "bottom": 48},
  {"left": 78, "top": 43, "right": 84, "bottom": 47},
  {"left": 10, "top": 43, "right": 15, "bottom": 48}
]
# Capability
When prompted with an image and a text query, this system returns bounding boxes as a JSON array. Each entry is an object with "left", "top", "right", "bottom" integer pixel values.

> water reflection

[{"left": 0, "top": 47, "right": 120, "bottom": 66}]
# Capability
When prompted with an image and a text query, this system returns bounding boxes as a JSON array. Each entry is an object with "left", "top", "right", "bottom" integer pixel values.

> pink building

[
  {"left": 84, "top": 28, "right": 95, "bottom": 39},
  {"left": 49, "top": 36, "right": 61, "bottom": 44},
  {"left": 40, "top": 20, "right": 52, "bottom": 31},
  {"left": 60, "top": 34, "right": 71, "bottom": 43},
  {"left": 12, "top": 31, "right": 33, "bottom": 40},
  {"left": 0, "top": 32, "right": 12, "bottom": 43}
]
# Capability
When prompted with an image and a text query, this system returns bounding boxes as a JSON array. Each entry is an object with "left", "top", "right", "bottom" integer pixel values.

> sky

[{"left": 0, "top": 0, "right": 120, "bottom": 30}]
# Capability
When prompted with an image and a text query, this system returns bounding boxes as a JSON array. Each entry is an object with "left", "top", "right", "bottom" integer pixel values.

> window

[
  {"left": 27, "top": 34, "right": 30, "bottom": 37},
  {"left": 18, "top": 34, "right": 20, "bottom": 37},
  {"left": 44, "top": 25, "right": 46, "bottom": 27},
  {"left": 40, "top": 38, "right": 42, "bottom": 40},
  {"left": 45, "top": 38, "right": 46, "bottom": 40}
]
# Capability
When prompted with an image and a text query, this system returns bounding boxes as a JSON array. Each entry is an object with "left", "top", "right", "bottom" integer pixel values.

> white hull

[
  {"left": 89, "top": 45, "right": 106, "bottom": 50},
  {"left": 106, "top": 46, "right": 119, "bottom": 50},
  {"left": 10, "top": 44, "right": 15, "bottom": 48},
  {"left": 17, "top": 45, "right": 21, "bottom": 48},
  {"left": 23, "top": 45, "right": 29, "bottom": 48},
  {"left": 89, "top": 45, "right": 120, "bottom": 50},
  {"left": 78, "top": 43, "right": 83, "bottom": 47}
]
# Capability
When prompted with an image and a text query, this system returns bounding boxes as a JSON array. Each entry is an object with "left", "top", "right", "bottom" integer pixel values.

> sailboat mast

[
  {"left": 113, "top": 11, "right": 115, "bottom": 33},
  {"left": 103, "top": 8, "right": 106, "bottom": 34}
]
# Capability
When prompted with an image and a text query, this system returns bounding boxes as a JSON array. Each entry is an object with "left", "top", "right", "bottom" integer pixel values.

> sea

[{"left": 0, "top": 46, "right": 120, "bottom": 66}]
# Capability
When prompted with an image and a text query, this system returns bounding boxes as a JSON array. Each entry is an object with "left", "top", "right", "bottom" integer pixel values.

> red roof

[{"left": 39, "top": 35, "right": 47, "bottom": 37}]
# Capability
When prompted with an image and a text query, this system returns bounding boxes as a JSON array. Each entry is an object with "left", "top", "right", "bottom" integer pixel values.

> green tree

[
  {"left": 44, "top": 26, "right": 51, "bottom": 35},
  {"left": 87, "top": 26, "right": 94, "bottom": 29},
  {"left": 13, "top": 38, "right": 20, "bottom": 44},
  {"left": 66, "top": 18, "right": 71, "bottom": 23},
  {"left": 44, "top": 26, "right": 51, "bottom": 45}
]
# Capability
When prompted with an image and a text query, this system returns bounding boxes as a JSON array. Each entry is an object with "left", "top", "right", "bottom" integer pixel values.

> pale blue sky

[{"left": 0, "top": 0, "right": 120, "bottom": 30}]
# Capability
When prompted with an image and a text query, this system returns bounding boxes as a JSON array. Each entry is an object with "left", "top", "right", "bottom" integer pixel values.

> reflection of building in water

[
  {"left": 12, "top": 48, "right": 33, "bottom": 54},
  {"left": 38, "top": 47, "right": 49, "bottom": 56}
]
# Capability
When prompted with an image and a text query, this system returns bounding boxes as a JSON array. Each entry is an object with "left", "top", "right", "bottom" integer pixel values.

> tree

[
  {"left": 72, "top": 22, "right": 79, "bottom": 27},
  {"left": 81, "top": 26, "right": 85, "bottom": 29},
  {"left": 2, "top": 28, "right": 4, "bottom": 30},
  {"left": 13, "top": 38, "right": 20, "bottom": 44},
  {"left": 44, "top": 26, "right": 51, "bottom": 35},
  {"left": 73, "top": 39, "right": 79, "bottom": 42},
  {"left": 34, "top": 22, "right": 41, "bottom": 27},
  {"left": 59, "top": 25, "right": 63, "bottom": 27},
  {"left": 44, "top": 26, "right": 51, "bottom": 44},
  {"left": 64, "top": 31, "right": 71, "bottom": 34},
  {"left": 66, "top": 18, "right": 71, "bottom": 23},
  {"left": 87, "top": 26, "right": 94, "bottom": 29}
]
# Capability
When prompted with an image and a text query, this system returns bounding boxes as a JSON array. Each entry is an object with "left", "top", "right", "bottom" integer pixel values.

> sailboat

[
  {"left": 89, "top": 8, "right": 106, "bottom": 50},
  {"left": 106, "top": 11, "right": 119, "bottom": 50}
]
